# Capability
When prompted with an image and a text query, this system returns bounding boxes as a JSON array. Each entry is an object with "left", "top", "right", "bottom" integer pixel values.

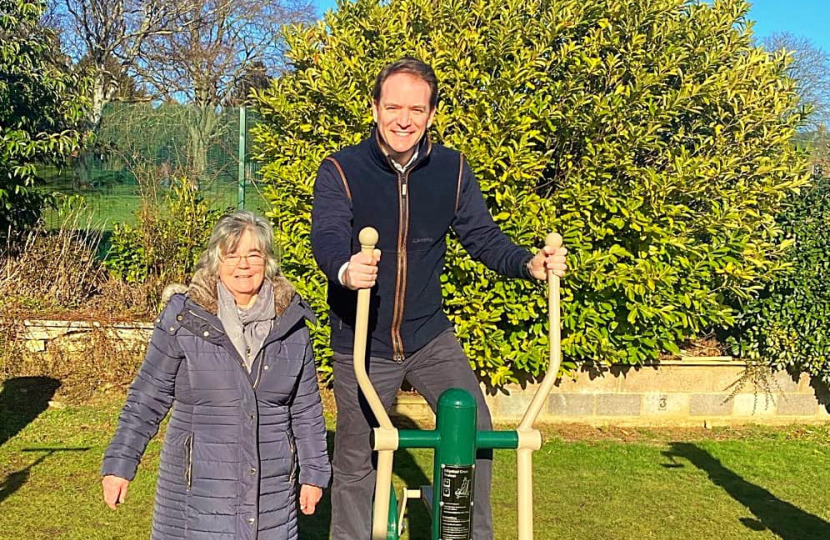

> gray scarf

[{"left": 217, "top": 279, "right": 275, "bottom": 372}]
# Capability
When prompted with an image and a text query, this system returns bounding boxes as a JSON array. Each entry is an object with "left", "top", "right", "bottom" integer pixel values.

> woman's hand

[
  {"left": 299, "top": 484, "right": 323, "bottom": 515},
  {"left": 102, "top": 475, "right": 130, "bottom": 510}
]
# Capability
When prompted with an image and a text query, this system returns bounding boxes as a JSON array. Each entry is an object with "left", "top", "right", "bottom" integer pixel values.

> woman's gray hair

[{"left": 195, "top": 210, "right": 280, "bottom": 280}]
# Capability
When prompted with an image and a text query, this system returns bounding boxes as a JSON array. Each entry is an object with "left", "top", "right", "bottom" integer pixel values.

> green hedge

[
  {"left": 253, "top": 0, "right": 809, "bottom": 384},
  {"left": 728, "top": 174, "right": 830, "bottom": 384}
]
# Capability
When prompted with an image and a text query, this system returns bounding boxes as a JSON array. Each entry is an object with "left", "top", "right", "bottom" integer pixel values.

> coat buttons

[{"left": 203, "top": 331, "right": 210, "bottom": 337}]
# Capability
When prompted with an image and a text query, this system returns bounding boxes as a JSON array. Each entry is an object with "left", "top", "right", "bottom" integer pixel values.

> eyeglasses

[{"left": 222, "top": 253, "right": 266, "bottom": 267}]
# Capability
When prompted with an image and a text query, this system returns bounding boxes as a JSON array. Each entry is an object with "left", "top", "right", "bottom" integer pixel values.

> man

[{"left": 311, "top": 57, "right": 567, "bottom": 539}]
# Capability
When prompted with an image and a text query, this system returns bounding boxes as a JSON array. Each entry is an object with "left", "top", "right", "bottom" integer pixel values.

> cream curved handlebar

[
  {"left": 517, "top": 231, "right": 563, "bottom": 540},
  {"left": 353, "top": 228, "right": 564, "bottom": 539},
  {"left": 520, "top": 231, "right": 563, "bottom": 429},
  {"left": 352, "top": 227, "right": 396, "bottom": 540}
]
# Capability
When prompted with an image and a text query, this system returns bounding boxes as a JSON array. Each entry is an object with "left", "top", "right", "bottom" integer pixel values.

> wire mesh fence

[{"left": 37, "top": 102, "right": 269, "bottom": 230}]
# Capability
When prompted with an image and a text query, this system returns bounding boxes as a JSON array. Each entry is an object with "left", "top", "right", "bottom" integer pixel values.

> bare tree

[
  {"left": 134, "top": 0, "right": 314, "bottom": 178},
  {"left": 55, "top": 0, "right": 192, "bottom": 127},
  {"left": 47, "top": 0, "right": 195, "bottom": 188},
  {"left": 138, "top": 0, "right": 312, "bottom": 106},
  {"left": 53, "top": 0, "right": 313, "bottom": 182},
  {"left": 763, "top": 32, "right": 830, "bottom": 129}
]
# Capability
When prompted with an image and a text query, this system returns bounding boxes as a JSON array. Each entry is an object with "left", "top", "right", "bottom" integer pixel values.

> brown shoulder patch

[
  {"left": 455, "top": 154, "right": 464, "bottom": 214},
  {"left": 325, "top": 156, "right": 352, "bottom": 201}
]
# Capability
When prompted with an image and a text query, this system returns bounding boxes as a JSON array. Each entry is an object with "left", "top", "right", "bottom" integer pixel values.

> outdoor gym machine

[{"left": 352, "top": 227, "right": 564, "bottom": 540}]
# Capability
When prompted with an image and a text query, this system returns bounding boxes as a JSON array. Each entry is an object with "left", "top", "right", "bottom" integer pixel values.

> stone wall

[
  {"left": 15, "top": 322, "right": 830, "bottom": 426},
  {"left": 20, "top": 319, "right": 153, "bottom": 353},
  {"left": 394, "top": 359, "right": 830, "bottom": 426}
]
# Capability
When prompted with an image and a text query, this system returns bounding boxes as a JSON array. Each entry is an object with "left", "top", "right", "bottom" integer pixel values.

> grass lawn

[
  {"left": 34, "top": 165, "right": 269, "bottom": 232},
  {"left": 1, "top": 379, "right": 829, "bottom": 539}
]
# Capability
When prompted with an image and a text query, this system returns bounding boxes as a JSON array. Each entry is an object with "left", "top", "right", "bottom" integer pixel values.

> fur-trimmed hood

[{"left": 161, "top": 268, "right": 297, "bottom": 317}]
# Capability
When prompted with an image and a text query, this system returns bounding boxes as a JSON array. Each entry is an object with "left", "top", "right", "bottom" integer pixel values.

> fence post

[{"left": 237, "top": 106, "right": 247, "bottom": 210}]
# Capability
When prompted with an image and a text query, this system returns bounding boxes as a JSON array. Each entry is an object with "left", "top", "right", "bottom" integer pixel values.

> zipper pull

[{"left": 402, "top": 183, "right": 407, "bottom": 197}]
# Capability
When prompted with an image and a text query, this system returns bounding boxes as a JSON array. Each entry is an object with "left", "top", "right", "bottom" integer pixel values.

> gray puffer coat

[{"left": 102, "top": 273, "right": 331, "bottom": 540}]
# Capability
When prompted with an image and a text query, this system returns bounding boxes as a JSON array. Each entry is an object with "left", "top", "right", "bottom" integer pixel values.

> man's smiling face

[{"left": 372, "top": 72, "right": 436, "bottom": 166}]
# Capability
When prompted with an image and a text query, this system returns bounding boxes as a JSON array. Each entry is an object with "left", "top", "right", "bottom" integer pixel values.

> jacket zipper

[
  {"left": 287, "top": 432, "right": 297, "bottom": 483},
  {"left": 251, "top": 347, "right": 266, "bottom": 389},
  {"left": 386, "top": 142, "right": 431, "bottom": 362},
  {"left": 184, "top": 433, "right": 194, "bottom": 490},
  {"left": 391, "top": 170, "right": 410, "bottom": 362}
]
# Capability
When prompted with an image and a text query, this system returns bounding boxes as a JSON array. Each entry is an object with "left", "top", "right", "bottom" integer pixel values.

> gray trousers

[{"left": 331, "top": 329, "right": 494, "bottom": 540}]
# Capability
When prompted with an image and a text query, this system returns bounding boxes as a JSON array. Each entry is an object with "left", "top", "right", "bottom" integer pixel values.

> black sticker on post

[{"left": 438, "top": 464, "right": 474, "bottom": 540}]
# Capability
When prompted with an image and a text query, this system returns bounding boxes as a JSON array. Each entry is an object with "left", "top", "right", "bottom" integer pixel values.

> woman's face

[{"left": 218, "top": 229, "right": 266, "bottom": 304}]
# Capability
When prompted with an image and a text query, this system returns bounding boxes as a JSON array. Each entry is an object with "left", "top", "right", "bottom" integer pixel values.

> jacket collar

[
  {"left": 185, "top": 268, "right": 295, "bottom": 317},
  {"left": 162, "top": 271, "right": 315, "bottom": 341},
  {"left": 368, "top": 125, "right": 433, "bottom": 174}
]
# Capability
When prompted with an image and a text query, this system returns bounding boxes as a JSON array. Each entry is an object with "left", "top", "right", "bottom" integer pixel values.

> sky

[
  {"left": 312, "top": 0, "right": 830, "bottom": 52},
  {"left": 747, "top": 0, "right": 830, "bottom": 52}
]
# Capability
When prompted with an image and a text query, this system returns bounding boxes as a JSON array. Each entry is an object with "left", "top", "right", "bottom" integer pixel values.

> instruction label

[{"left": 438, "top": 464, "right": 474, "bottom": 540}]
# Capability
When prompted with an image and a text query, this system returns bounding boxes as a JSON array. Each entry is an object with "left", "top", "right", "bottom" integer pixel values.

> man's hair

[{"left": 372, "top": 57, "right": 439, "bottom": 109}]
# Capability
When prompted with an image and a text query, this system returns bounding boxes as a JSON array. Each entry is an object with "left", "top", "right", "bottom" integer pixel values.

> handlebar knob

[
  {"left": 545, "top": 232, "right": 563, "bottom": 250},
  {"left": 359, "top": 227, "right": 379, "bottom": 250}
]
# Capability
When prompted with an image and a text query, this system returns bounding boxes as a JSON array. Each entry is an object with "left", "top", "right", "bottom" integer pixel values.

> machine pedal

[{"left": 420, "top": 486, "right": 434, "bottom": 517}]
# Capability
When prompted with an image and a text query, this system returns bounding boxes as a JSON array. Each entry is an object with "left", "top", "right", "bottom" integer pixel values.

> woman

[{"left": 101, "top": 211, "right": 330, "bottom": 540}]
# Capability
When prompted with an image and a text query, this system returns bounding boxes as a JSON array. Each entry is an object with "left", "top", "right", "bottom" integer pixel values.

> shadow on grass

[
  {"left": 0, "top": 447, "right": 90, "bottom": 505},
  {"left": 664, "top": 442, "right": 830, "bottom": 540},
  {"left": 0, "top": 377, "right": 61, "bottom": 447},
  {"left": 389, "top": 415, "right": 433, "bottom": 540},
  {"left": 298, "top": 420, "right": 433, "bottom": 539}
]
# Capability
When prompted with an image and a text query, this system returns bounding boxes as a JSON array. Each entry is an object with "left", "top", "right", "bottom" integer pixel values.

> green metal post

[
  {"left": 476, "top": 431, "right": 519, "bottom": 450},
  {"left": 397, "top": 430, "right": 440, "bottom": 448},
  {"left": 392, "top": 390, "right": 520, "bottom": 539},
  {"left": 433, "top": 389, "right": 477, "bottom": 540},
  {"left": 237, "top": 106, "right": 246, "bottom": 210},
  {"left": 387, "top": 487, "right": 399, "bottom": 539}
]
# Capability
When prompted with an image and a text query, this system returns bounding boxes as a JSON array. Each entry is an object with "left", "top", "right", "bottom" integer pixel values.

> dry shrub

[
  {"left": 0, "top": 203, "right": 156, "bottom": 320},
  {"left": 0, "top": 207, "right": 156, "bottom": 401},
  {"left": 1, "top": 213, "right": 107, "bottom": 309},
  {"left": 0, "top": 315, "right": 24, "bottom": 379},
  {"left": 41, "top": 325, "right": 148, "bottom": 401},
  {"left": 87, "top": 276, "right": 156, "bottom": 321},
  {"left": 0, "top": 313, "right": 148, "bottom": 403}
]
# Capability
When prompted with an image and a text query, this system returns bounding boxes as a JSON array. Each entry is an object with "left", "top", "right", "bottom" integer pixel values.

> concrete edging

[
  {"left": 12, "top": 320, "right": 829, "bottom": 426},
  {"left": 394, "top": 361, "right": 830, "bottom": 426}
]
